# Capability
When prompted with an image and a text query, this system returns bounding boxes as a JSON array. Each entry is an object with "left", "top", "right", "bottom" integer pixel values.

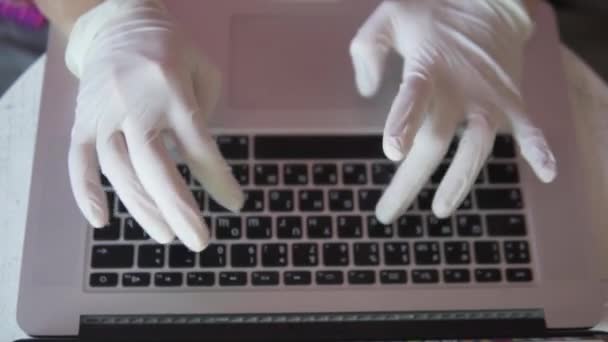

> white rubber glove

[
  {"left": 350, "top": 0, "right": 557, "bottom": 223},
  {"left": 66, "top": 0, "right": 244, "bottom": 251}
]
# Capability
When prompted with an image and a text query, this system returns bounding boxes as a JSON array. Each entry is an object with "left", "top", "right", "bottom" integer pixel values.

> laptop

[{"left": 16, "top": 1, "right": 604, "bottom": 340}]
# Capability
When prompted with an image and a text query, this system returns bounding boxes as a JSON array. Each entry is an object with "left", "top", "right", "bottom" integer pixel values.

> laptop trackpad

[{"left": 229, "top": 13, "right": 398, "bottom": 111}]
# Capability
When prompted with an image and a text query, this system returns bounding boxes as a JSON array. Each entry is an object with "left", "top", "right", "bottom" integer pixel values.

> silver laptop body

[{"left": 17, "top": 0, "right": 603, "bottom": 339}]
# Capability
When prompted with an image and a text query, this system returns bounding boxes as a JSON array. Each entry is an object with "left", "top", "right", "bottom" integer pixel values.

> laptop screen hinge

[{"left": 80, "top": 309, "right": 548, "bottom": 341}]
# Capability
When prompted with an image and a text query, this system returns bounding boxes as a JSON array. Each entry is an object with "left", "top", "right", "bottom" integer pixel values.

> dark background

[{"left": 0, "top": 0, "right": 606, "bottom": 96}]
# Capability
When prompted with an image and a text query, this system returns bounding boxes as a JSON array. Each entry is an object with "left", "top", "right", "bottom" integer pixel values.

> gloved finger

[
  {"left": 191, "top": 56, "right": 222, "bottom": 119},
  {"left": 506, "top": 107, "right": 557, "bottom": 183},
  {"left": 97, "top": 132, "right": 175, "bottom": 243},
  {"left": 123, "top": 123, "right": 210, "bottom": 252},
  {"left": 68, "top": 139, "right": 107, "bottom": 228},
  {"left": 172, "top": 115, "right": 245, "bottom": 213},
  {"left": 383, "top": 68, "right": 432, "bottom": 161},
  {"left": 376, "top": 106, "right": 459, "bottom": 224},
  {"left": 168, "top": 69, "right": 244, "bottom": 213},
  {"left": 433, "top": 111, "right": 498, "bottom": 218},
  {"left": 350, "top": 2, "right": 393, "bottom": 97}
]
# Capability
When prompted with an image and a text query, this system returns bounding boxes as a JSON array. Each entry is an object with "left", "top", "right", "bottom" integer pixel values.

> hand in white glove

[
  {"left": 350, "top": 0, "right": 557, "bottom": 223},
  {"left": 66, "top": 0, "right": 244, "bottom": 251}
]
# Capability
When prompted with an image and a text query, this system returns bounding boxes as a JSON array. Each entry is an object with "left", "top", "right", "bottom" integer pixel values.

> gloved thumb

[
  {"left": 191, "top": 51, "right": 222, "bottom": 119},
  {"left": 349, "top": 5, "right": 393, "bottom": 97}
]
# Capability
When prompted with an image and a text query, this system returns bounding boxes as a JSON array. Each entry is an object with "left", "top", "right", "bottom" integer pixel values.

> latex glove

[
  {"left": 66, "top": 0, "right": 244, "bottom": 251},
  {"left": 350, "top": 0, "right": 557, "bottom": 223}
]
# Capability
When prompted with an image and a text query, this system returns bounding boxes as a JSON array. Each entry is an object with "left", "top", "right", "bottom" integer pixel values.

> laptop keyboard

[{"left": 88, "top": 135, "right": 534, "bottom": 289}]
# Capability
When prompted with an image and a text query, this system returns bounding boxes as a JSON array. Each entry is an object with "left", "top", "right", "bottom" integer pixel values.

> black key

[
  {"left": 177, "top": 164, "right": 191, "bottom": 185},
  {"left": 504, "top": 241, "right": 531, "bottom": 264},
  {"left": 446, "top": 139, "right": 459, "bottom": 159},
  {"left": 94, "top": 218, "right": 121, "bottom": 241},
  {"left": 199, "top": 244, "right": 227, "bottom": 268},
  {"left": 284, "top": 271, "right": 312, "bottom": 285},
  {"left": 217, "top": 135, "right": 249, "bottom": 160},
  {"left": 169, "top": 245, "right": 196, "bottom": 268},
  {"left": 254, "top": 164, "right": 279, "bottom": 185},
  {"left": 492, "top": 135, "right": 516, "bottom": 158},
  {"left": 284, "top": 164, "right": 308, "bottom": 185},
  {"left": 414, "top": 242, "right": 440, "bottom": 265},
  {"left": 412, "top": 270, "right": 439, "bottom": 284},
  {"left": 427, "top": 216, "right": 453, "bottom": 237},
  {"left": 459, "top": 194, "right": 474, "bottom": 210},
  {"left": 316, "top": 271, "right": 344, "bottom": 285},
  {"left": 337, "top": 216, "right": 363, "bottom": 238},
  {"left": 443, "top": 269, "right": 471, "bottom": 283},
  {"left": 100, "top": 173, "right": 111, "bottom": 187},
  {"left": 475, "top": 241, "right": 501, "bottom": 264},
  {"left": 92, "top": 245, "right": 134, "bottom": 268},
  {"left": 283, "top": 164, "right": 308, "bottom": 185},
  {"left": 476, "top": 189, "right": 523, "bottom": 210},
  {"left": 269, "top": 190, "right": 294, "bottom": 212},
  {"left": 299, "top": 190, "right": 324, "bottom": 212},
  {"left": 358, "top": 189, "right": 382, "bottom": 211},
  {"left": 262, "top": 244, "right": 288, "bottom": 267},
  {"left": 342, "top": 163, "right": 367, "bottom": 185},
  {"left": 243, "top": 190, "right": 265, "bottom": 212},
  {"left": 123, "top": 218, "right": 149, "bottom": 240},
  {"left": 255, "top": 136, "right": 384, "bottom": 160},
  {"left": 277, "top": 217, "right": 303, "bottom": 239},
  {"left": 372, "top": 163, "right": 396, "bottom": 185},
  {"left": 367, "top": 216, "right": 394, "bottom": 238},
  {"left": 487, "top": 215, "right": 527, "bottom": 236},
  {"left": 348, "top": 270, "right": 376, "bottom": 285},
  {"left": 444, "top": 242, "right": 471, "bottom": 265},
  {"left": 329, "top": 190, "right": 355, "bottom": 211},
  {"left": 90, "top": 273, "right": 118, "bottom": 287},
  {"left": 292, "top": 243, "right": 319, "bottom": 267},
  {"left": 475, "top": 269, "right": 502, "bottom": 282},
  {"left": 203, "top": 216, "right": 212, "bottom": 233},
  {"left": 122, "top": 273, "right": 151, "bottom": 287},
  {"left": 456, "top": 215, "right": 483, "bottom": 237},
  {"left": 208, "top": 196, "right": 229, "bottom": 212},
  {"left": 231, "top": 244, "right": 257, "bottom": 268},
  {"left": 231, "top": 164, "right": 250, "bottom": 185},
  {"left": 488, "top": 163, "right": 519, "bottom": 184},
  {"left": 252, "top": 272, "right": 280, "bottom": 286},
  {"left": 354, "top": 243, "right": 380, "bottom": 266},
  {"left": 187, "top": 272, "right": 215, "bottom": 287},
  {"left": 307, "top": 216, "right": 333, "bottom": 238},
  {"left": 313, "top": 164, "right": 338, "bottom": 185},
  {"left": 246, "top": 216, "right": 272, "bottom": 239},
  {"left": 219, "top": 272, "right": 247, "bottom": 286},
  {"left": 215, "top": 217, "right": 242, "bottom": 239},
  {"left": 417, "top": 189, "right": 436, "bottom": 211},
  {"left": 476, "top": 171, "right": 485, "bottom": 185},
  {"left": 323, "top": 243, "right": 349, "bottom": 266},
  {"left": 380, "top": 270, "right": 407, "bottom": 284},
  {"left": 117, "top": 198, "right": 128, "bottom": 214},
  {"left": 105, "top": 191, "right": 115, "bottom": 216},
  {"left": 384, "top": 242, "right": 410, "bottom": 265},
  {"left": 506, "top": 268, "right": 533, "bottom": 282},
  {"left": 431, "top": 163, "right": 449, "bottom": 184},
  {"left": 397, "top": 215, "right": 423, "bottom": 238},
  {"left": 154, "top": 272, "right": 183, "bottom": 287},
  {"left": 138, "top": 245, "right": 165, "bottom": 268}
]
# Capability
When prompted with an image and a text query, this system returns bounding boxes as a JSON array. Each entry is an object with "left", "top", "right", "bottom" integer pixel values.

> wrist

[{"left": 65, "top": 0, "right": 166, "bottom": 78}]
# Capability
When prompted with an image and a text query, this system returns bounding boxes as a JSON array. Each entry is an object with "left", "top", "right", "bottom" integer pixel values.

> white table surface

[{"left": 1, "top": 46, "right": 608, "bottom": 340}]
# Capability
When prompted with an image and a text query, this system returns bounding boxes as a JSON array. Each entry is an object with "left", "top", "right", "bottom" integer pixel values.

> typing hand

[
  {"left": 66, "top": 0, "right": 243, "bottom": 251},
  {"left": 350, "top": 0, "right": 557, "bottom": 223}
]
